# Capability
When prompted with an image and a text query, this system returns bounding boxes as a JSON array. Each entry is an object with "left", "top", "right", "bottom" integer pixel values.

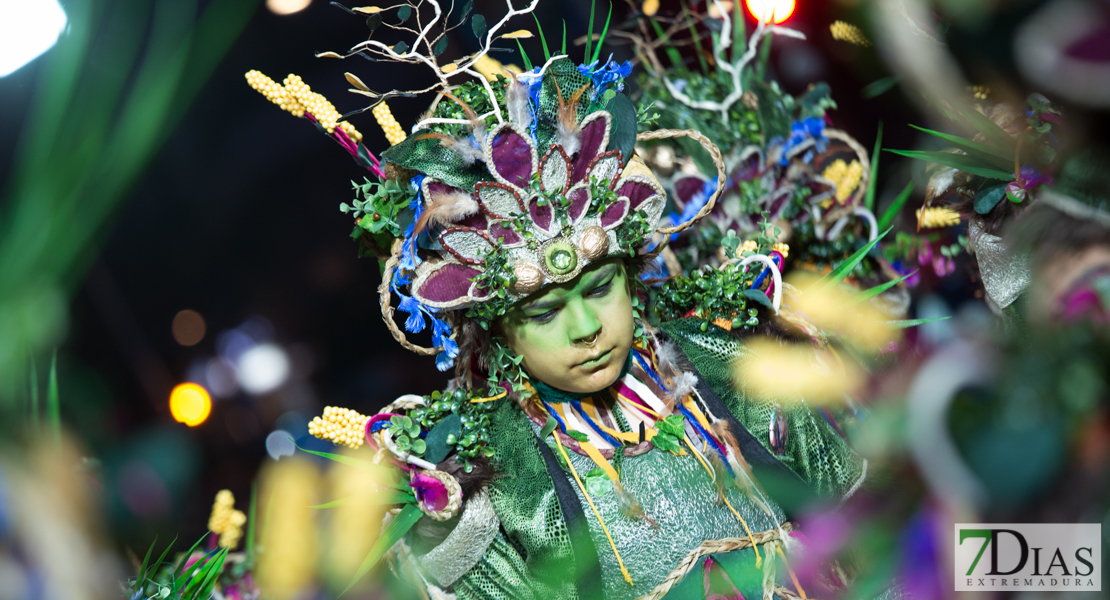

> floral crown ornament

[
  {"left": 365, "top": 57, "right": 727, "bottom": 372},
  {"left": 247, "top": 1, "right": 728, "bottom": 373}
]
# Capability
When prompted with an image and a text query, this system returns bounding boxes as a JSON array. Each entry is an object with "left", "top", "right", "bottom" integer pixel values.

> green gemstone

[{"left": 543, "top": 240, "right": 578, "bottom": 275}]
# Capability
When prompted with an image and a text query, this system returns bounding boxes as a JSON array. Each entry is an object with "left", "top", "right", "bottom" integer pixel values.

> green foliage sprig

[
  {"left": 341, "top": 177, "right": 417, "bottom": 240},
  {"left": 655, "top": 263, "right": 765, "bottom": 331},
  {"left": 384, "top": 386, "right": 502, "bottom": 472}
]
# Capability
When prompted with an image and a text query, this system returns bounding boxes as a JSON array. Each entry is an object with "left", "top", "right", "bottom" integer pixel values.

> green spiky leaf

[
  {"left": 886, "top": 316, "right": 950, "bottom": 329},
  {"left": 293, "top": 442, "right": 407, "bottom": 489},
  {"left": 885, "top": 149, "right": 1013, "bottom": 181},
  {"left": 342, "top": 504, "right": 424, "bottom": 595},
  {"left": 862, "top": 76, "right": 900, "bottom": 99},
  {"left": 532, "top": 13, "right": 550, "bottom": 61},
  {"left": 515, "top": 39, "right": 533, "bottom": 70},
  {"left": 864, "top": 122, "right": 883, "bottom": 211},
  {"left": 852, "top": 271, "right": 917, "bottom": 303},
  {"left": 591, "top": 1, "right": 614, "bottom": 64},
  {"left": 811, "top": 228, "right": 891, "bottom": 290},
  {"left": 877, "top": 181, "right": 914, "bottom": 231},
  {"left": 908, "top": 124, "right": 1012, "bottom": 167}
]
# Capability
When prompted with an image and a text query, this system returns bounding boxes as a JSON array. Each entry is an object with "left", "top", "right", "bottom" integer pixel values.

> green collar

[{"left": 529, "top": 351, "right": 633, "bottom": 404}]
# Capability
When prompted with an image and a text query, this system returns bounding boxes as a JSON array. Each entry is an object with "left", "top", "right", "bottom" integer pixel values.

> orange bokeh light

[
  {"left": 169, "top": 383, "right": 212, "bottom": 427},
  {"left": 746, "top": 0, "right": 796, "bottom": 24}
]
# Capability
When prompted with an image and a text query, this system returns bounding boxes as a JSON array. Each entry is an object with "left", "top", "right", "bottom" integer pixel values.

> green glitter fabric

[
  {"left": 552, "top": 430, "right": 787, "bottom": 599},
  {"left": 427, "top": 324, "right": 864, "bottom": 599},
  {"left": 660, "top": 318, "right": 866, "bottom": 499},
  {"left": 381, "top": 135, "right": 491, "bottom": 191}
]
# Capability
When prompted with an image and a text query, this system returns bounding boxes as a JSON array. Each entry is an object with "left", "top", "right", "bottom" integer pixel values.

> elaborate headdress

[
  {"left": 624, "top": 3, "right": 882, "bottom": 280},
  {"left": 248, "top": 3, "right": 728, "bottom": 373}
]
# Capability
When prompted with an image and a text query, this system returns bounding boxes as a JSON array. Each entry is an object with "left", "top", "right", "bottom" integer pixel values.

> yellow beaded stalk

[
  {"left": 821, "top": 159, "right": 864, "bottom": 204},
  {"left": 772, "top": 243, "right": 790, "bottom": 258},
  {"left": 830, "top": 21, "right": 872, "bottom": 47},
  {"left": 244, "top": 71, "right": 363, "bottom": 142},
  {"left": 917, "top": 206, "right": 961, "bottom": 229},
  {"left": 208, "top": 489, "right": 247, "bottom": 549},
  {"left": 371, "top": 102, "right": 407, "bottom": 145},
  {"left": 740, "top": 240, "right": 758, "bottom": 254},
  {"left": 309, "top": 406, "right": 370, "bottom": 449}
]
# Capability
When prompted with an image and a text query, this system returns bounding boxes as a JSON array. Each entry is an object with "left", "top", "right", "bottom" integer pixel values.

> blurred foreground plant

[{"left": 0, "top": 0, "right": 260, "bottom": 412}]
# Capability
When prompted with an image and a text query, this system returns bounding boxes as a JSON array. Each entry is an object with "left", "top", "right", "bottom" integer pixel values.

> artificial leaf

[
  {"left": 811, "top": 229, "right": 891, "bottom": 290},
  {"left": 423, "top": 413, "right": 461, "bottom": 463},
  {"left": 172, "top": 534, "right": 210, "bottom": 583},
  {"left": 585, "top": 467, "right": 613, "bottom": 496},
  {"left": 411, "top": 438, "right": 427, "bottom": 454},
  {"left": 433, "top": 36, "right": 447, "bottom": 56},
  {"left": 456, "top": 0, "right": 473, "bottom": 24},
  {"left": 392, "top": 40, "right": 409, "bottom": 54},
  {"left": 852, "top": 271, "right": 917, "bottom": 303},
  {"left": 908, "top": 124, "right": 1012, "bottom": 166},
  {"left": 652, "top": 433, "right": 681, "bottom": 453},
  {"left": 861, "top": 76, "right": 899, "bottom": 99},
  {"left": 656, "top": 414, "right": 685, "bottom": 437},
  {"left": 885, "top": 149, "right": 1012, "bottom": 181},
  {"left": 366, "top": 14, "right": 382, "bottom": 30},
  {"left": 532, "top": 13, "right": 551, "bottom": 60},
  {"left": 471, "top": 13, "right": 487, "bottom": 40},
  {"left": 974, "top": 184, "right": 1008, "bottom": 214},
  {"left": 293, "top": 443, "right": 407, "bottom": 489},
  {"left": 605, "top": 93, "right": 637, "bottom": 161},
  {"left": 887, "top": 316, "right": 951, "bottom": 329},
  {"left": 540, "top": 416, "right": 558, "bottom": 439},
  {"left": 864, "top": 122, "right": 882, "bottom": 211},
  {"left": 743, "top": 288, "right": 774, "bottom": 311},
  {"left": 568, "top": 430, "right": 590, "bottom": 442},
  {"left": 343, "top": 504, "right": 424, "bottom": 594},
  {"left": 397, "top": 5, "right": 411, "bottom": 22},
  {"left": 877, "top": 181, "right": 914, "bottom": 231}
]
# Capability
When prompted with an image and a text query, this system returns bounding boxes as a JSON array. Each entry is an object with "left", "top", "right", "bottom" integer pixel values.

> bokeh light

[
  {"left": 169, "top": 383, "right": 212, "bottom": 426},
  {"left": 0, "top": 0, "right": 67, "bottom": 77},
  {"left": 746, "top": 0, "right": 795, "bottom": 24},
  {"left": 237, "top": 343, "right": 291, "bottom": 395},
  {"left": 266, "top": 0, "right": 312, "bottom": 15},
  {"left": 171, "top": 309, "right": 206, "bottom": 346}
]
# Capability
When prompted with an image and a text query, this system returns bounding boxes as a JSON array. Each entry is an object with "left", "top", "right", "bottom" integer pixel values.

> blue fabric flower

[
  {"left": 578, "top": 56, "right": 633, "bottom": 100},
  {"left": 668, "top": 178, "right": 718, "bottom": 241},
  {"left": 779, "top": 117, "right": 828, "bottom": 166}
]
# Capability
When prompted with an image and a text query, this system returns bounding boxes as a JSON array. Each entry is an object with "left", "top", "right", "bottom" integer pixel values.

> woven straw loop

[
  {"left": 380, "top": 238, "right": 442, "bottom": 356},
  {"left": 638, "top": 129, "right": 727, "bottom": 235},
  {"left": 635, "top": 523, "right": 796, "bottom": 600}
]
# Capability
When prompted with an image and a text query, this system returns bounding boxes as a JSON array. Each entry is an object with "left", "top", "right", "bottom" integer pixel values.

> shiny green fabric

[
  {"left": 555, "top": 435, "right": 786, "bottom": 600},
  {"left": 442, "top": 322, "right": 865, "bottom": 599},
  {"left": 660, "top": 318, "right": 866, "bottom": 499}
]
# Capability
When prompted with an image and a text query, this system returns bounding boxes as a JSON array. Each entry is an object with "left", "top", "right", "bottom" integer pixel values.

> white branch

[{"left": 662, "top": 2, "right": 804, "bottom": 123}]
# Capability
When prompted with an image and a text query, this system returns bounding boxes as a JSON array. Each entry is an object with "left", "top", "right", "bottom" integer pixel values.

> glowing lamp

[
  {"left": 746, "top": 0, "right": 795, "bottom": 24},
  {"left": 0, "top": 0, "right": 68, "bottom": 77},
  {"left": 266, "top": 0, "right": 312, "bottom": 15},
  {"left": 169, "top": 383, "right": 212, "bottom": 427}
]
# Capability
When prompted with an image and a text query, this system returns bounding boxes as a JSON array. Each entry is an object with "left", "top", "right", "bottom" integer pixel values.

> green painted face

[{"left": 498, "top": 259, "right": 635, "bottom": 394}]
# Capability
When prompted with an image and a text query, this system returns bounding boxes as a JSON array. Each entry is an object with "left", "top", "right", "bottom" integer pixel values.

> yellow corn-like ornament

[
  {"left": 309, "top": 406, "right": 370, "bottom": 449},
  {"left": 830, "top": 21, "right": 872, "bottom": 47},
  {"left": 917, "top": 206, "right": 962, "bottom": 229},
  {"left": 372, "top": 101, "right": 407, "bottom": 146}
]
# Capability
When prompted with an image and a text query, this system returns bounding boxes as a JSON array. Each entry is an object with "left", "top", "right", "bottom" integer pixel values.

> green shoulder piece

[
  {"left": 660, "top": 317, "right": 867, "bottom": 500},
  {"left": 485, "top": 400, "right": 581, "bottom": 600}
]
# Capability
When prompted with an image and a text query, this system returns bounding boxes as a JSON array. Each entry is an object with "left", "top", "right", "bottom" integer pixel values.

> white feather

[
  {"left": 426, "top": 190, "right": 479, "bottom": 226},
  {"left": 655, "top": 342, "right": 682, "bottom": 377},
  {"left": 667, "top": 372, "right": 698, "bottom": 401},
  {"left": 447, "top": 137, "right": 485, "bottom": 165},
  {"left": 506, "top": 79, "right": 533, "bottom": 129},
  {"left": 556, "top": 120, "right": 581, "bottom": 157}
]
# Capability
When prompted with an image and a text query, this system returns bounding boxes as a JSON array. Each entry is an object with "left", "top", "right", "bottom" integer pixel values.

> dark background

[{"left": 0, "top": 0, "right": 930, "bottom": 549}]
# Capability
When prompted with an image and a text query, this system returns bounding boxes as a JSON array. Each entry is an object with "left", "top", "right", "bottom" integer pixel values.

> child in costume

[{"left": 247, "top": 4, "right": 869, "bottom": 598}]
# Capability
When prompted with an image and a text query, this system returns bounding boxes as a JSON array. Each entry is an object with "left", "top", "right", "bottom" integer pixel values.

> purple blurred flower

[{"left": 411, "top": 472, "right": 449, "bottom": 512}]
